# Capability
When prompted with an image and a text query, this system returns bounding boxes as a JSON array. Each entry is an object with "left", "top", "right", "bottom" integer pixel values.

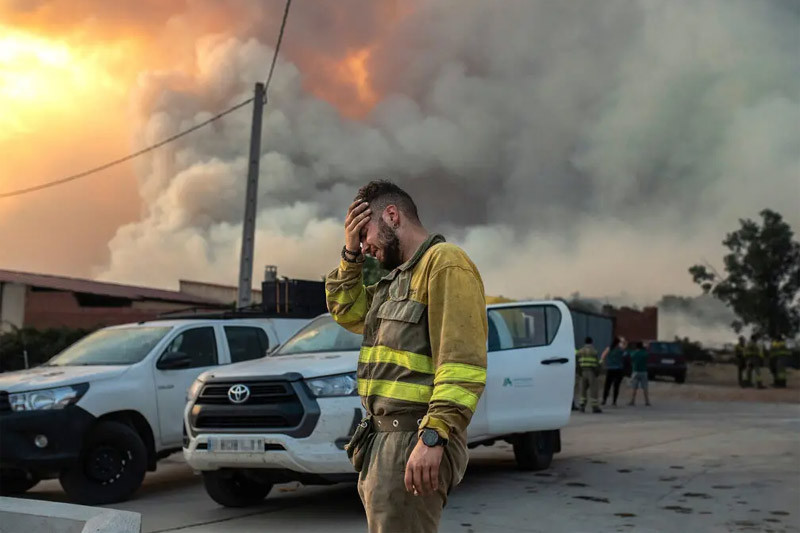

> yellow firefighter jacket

[{"left": 325, "top": 234, "right": 487, "bottom": 441}]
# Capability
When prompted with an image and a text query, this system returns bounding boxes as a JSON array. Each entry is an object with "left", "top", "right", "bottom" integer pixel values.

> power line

[
  {"left": 0, "top": 98, "right": 254, "bottom": 199},
  {"left": 264, "top": 0, "right": 292, "bottom": 101},
  {"left": 0, "top": 0, "right": 292, "bottom": 200}
]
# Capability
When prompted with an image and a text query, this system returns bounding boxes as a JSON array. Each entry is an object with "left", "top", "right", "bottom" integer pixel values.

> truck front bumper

[
  {"left": 0, "top": 406, "right": 95, "bottom": 477},
  {"left": 184, "top": 396, "right": 361, "bottom": 475}
]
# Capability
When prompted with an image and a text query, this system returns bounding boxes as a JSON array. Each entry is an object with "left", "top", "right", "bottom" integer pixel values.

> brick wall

[
  {"left": 23, "top": 290, "right": 201, "bottom": 330},
  {"left": 604, "top": 305, "right": 658, "bottom": 342}
]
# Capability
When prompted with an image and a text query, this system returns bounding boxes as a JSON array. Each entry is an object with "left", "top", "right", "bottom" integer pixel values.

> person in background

[
  {"left": 745, "top": 334, "right": 766, "bottom": 390},
  {"left": 576, "top": 337, "right": 602, "bottom": 413},
  {"left": 735, "top": 336, "right": 748, "bottom": 387},
  {"left": 628, "top": 341, "right": 651, "bottom": 406},
  {"left": 769, "top": 337, "right": 790, "bottom": 388},
  {"left": 601, "top": 337, "right": 627, "bottom": 407}
]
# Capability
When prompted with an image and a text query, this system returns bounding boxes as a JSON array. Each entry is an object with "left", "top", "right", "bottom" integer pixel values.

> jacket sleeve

[
  {"left": 325, "top": 259, "right": 376, "bottom": 334},
  {"left": 419, "top": 264, "right": 488, "bottom": 441}
]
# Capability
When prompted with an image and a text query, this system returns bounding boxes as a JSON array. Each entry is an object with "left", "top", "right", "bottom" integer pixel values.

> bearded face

[{"left": 375, "top": 217, "right": 403, "bottom": 270}]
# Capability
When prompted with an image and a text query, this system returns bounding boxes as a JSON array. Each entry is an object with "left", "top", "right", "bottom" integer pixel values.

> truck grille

[
  {"left": 195, "top": 414, "right": 290, "bottom": 428},
  {"left": 197, "top": 381, "right": 294, "bottom": 405},
  {"left": 0, "top": 391, "right": 9, "bottom": 412},
  {"left": 190, "top": 379, "right": 307, "bottom": 431}
]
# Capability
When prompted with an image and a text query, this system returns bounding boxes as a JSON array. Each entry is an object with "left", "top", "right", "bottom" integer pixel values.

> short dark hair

[
  {"left": 584, "top": 336, "right": 593, "bottom": 344},
  {"left": 356, "top": 180, "right": 420, "bottom": 223}
]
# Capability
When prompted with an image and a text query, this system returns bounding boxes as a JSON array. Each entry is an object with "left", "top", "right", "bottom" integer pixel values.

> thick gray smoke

[{"left": 98, "top": 0, "right": 800, "bottom": 317}]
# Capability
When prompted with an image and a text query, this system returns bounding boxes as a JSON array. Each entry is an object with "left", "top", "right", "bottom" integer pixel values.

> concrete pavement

[{"left": 25, "top": 398, "right": 800, "bottom": 532}]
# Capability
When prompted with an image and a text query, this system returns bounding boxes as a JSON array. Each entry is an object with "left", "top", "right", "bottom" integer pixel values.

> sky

[{"left": 0, "top": 0, "right": 798, "bottom": 341}]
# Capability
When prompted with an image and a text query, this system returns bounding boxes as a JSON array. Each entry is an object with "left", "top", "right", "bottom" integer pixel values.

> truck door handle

[
  {"left": 541, "top": 358, "right": 569, "bottom": 365},
  {"left": 158, "top": 384, "right": 175, "bottom": 390}
]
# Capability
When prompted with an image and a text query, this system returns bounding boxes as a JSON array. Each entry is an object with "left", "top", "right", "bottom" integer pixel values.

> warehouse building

[{"left": 0, "top": 269, "right": 226, "bottom": 332}]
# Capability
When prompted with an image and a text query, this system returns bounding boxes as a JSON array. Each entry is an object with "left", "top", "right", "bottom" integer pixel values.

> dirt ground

[{"left": 647, "top": 361, "right": 800, "bottom": 404}]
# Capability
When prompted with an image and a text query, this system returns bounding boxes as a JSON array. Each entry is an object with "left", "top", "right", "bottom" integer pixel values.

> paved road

[{"left": 26, "top": 399, "right": 800, "bottom": 532}]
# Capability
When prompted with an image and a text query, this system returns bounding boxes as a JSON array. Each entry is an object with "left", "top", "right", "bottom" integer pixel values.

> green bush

[{"left": 0, "top": 327, "right": 93, "bottom": 373}]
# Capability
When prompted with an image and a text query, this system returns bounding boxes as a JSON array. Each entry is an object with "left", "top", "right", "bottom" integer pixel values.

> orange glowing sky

[{"left": 0, "top": 0, "right": 395, "bottom": 277}]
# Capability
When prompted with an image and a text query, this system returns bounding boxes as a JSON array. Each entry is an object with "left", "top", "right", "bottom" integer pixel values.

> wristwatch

[{"left": 420, "top": 428, "right": 446, "bottom": 447}]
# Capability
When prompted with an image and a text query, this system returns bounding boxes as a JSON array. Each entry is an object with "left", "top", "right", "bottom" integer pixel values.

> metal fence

[{"left": 570, "top": 308, "right": 615, "bottom": 354}]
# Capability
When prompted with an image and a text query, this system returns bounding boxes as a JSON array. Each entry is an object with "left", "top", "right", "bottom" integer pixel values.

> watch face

[{"left": 422, "top": 429, "right": 439, "bottom": 446}]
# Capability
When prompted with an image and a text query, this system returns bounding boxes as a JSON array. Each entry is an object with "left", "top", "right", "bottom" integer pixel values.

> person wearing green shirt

[{"left": 628, "top": 342, "right": 651, "bottom": 406}]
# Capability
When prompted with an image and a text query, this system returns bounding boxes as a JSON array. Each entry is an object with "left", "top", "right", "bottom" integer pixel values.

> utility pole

[{"left": 237, "top": 82, "right": 265, "bottom": 309}]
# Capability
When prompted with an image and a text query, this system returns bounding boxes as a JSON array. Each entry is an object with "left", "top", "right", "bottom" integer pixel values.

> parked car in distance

[
  {"left": 0, "top": 314, "right": 310, "bottom": 504},
  {"left": 647, "top": 341, "right": 687, "bottom": 383}
]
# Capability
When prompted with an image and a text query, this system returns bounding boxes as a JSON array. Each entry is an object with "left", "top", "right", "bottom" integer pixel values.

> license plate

[
  {"left": 661, "top": 358, "right": 675, "bottom": 364},
  {"left": 208, "top": 437, "right": 264, "bottom": 453}
]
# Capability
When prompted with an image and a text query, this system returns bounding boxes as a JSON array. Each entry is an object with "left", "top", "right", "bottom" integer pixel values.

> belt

[{"left": 371, "top": 414, "right": 424, "bottom": 432}]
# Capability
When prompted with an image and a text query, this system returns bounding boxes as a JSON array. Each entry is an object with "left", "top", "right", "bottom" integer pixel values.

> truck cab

[
  {"left": 0, "top": 315, "right": 309, "bottom": 504},
  {"left": 183, "top": 300, "right": 575, "bottom": 507}
]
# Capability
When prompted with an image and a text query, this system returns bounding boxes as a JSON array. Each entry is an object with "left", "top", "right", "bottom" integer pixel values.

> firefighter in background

[
  {"left": 769, "top": 337, "right": 790, "bottom": 388},
  {"left": 745, "top": 334, "right": 766, "bottom": 390},
  {"left": 576, "top": 337, "right": 602, "bottom": 413},
  {"left": 735, "top": 336, "right": 749, "bottom": 387}
]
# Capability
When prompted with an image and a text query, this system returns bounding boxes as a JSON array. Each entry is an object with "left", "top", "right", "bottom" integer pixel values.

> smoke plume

[{"left": 70, "top": 1, "right": 799, "bottom": 319}]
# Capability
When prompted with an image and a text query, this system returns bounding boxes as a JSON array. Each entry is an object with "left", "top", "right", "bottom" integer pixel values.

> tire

[
  {"left": 513, "top": 432, "right": 554, "bottom": 471},
  {"left": 59, "top": 421, "right": 147, "bottom": 505},
  {"left": 0, "top": 468, "right": 39, "bottom": 496},
  {"left": 202, "top": 470, "right": 273, "bottom": 507},
  {"left": 675, "top": 373, "right": 686, "bottom": 384}
]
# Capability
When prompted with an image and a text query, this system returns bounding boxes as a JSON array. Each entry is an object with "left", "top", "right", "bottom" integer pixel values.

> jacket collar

[{"left": 381, "top": 234, "right": 446, "bottom": 281}]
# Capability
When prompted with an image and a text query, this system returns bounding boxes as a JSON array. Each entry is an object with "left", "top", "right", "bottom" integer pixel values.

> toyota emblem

[{"left": 227, "top": 384, "right": 250, "bottom": 404}]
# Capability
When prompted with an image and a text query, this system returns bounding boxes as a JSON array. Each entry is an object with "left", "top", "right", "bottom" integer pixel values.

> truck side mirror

[{"left": 157, "top": 351, "right": 193, "bottom": 370}]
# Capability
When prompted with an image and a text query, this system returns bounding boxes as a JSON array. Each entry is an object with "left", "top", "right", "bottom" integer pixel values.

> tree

[
  {"left": 689, "top": 209, "right": 800, "bottom": 339},
  {"left": 0, "top": 327, "right": 92, "bottom": 372},
  {"left": 363, "top": 256, "right": 389, "bottom": 286}
]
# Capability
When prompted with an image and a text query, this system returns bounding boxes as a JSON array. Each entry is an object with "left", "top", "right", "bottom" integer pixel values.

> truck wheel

[
  {"left": 513, "top": 432, "right": 554, "bottom": 471},
  {"left": 675, "top": 372, "right": 686, "bottom": 384},
  {"left": 59, "top": 421, "right": 147, "bottom": 505},
  {"left": 0, "top": 468, "right": 39, "bottom": 495},
  {"left": 202, "top": 471, "right": 273, "bottom": 507}
]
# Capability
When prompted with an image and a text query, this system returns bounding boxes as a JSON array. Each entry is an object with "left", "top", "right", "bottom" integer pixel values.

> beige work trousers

[
  {"left": 579, "top": 367, "right": 600, "bottom": 407},
  {"left": 357, "top": 430, "right": 467, "bottom": 533}
]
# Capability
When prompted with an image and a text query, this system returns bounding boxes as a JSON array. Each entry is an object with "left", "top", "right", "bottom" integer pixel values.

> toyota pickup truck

[
  {"left": 0, "top": 315, "right": 309, "bottom": 504},
  {"left": 183, "top": 300, "right": 575, "bottom": 507}
]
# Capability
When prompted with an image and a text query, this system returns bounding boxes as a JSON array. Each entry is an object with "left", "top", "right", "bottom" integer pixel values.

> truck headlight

[
  {"left": 306, "top": 373, "right": 358, "bottom": 398},
  {"left": 9, "top": 383, "right": 89, "bottom": 412},
  {"left": 187, "top": 379, "right": 205, "bottom": 402}
]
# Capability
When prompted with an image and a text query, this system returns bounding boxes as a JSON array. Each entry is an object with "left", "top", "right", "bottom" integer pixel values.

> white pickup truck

[
  {"left": 0, "top": 315, "right": 308, "bottom": 504},
  {"left": 183, "top": 300, "right": 575, "bottom": 507}
]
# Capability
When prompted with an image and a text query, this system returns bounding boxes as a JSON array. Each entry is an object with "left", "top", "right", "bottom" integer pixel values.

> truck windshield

[
  {"left": 274, "top": 315, "right": 362, "bottom": 356},
  {"left": 46, "top": 327, "right": 172, "bottom": 366}
]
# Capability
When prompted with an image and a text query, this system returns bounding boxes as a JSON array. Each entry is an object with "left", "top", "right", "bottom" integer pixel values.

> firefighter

[
  {"left": 745, "top": 334, "right": 766, "bottom": 390},
  {"left": 770, "top": 337, "right": 790, "bottom": 388},
  {"left": 735, "top": 336, "right": 749, "bottom": 387},
  {"left": 576, "top": 337, "right": 602, "bottom": 413},
  {"left": 326, "top": 180, "right": 487, "bottom": 533}
]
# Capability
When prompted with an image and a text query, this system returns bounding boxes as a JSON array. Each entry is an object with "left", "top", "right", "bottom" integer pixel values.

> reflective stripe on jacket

[
  {"left": 577, "top": 345, "right": 599, "bottom": 369},
  {"left": 325, "top": 234, "right": 488, "bottom": 441},
  {"left": 770, "top": 341, "right": 790, "bottom": 358},
  {"left": 744, "top": 342, "right": 763, "bottom": 358}
]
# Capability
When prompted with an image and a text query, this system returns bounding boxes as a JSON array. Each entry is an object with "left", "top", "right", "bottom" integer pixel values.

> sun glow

[{"left": 0, "top": 27, "right": 132, "bottom": 140}]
